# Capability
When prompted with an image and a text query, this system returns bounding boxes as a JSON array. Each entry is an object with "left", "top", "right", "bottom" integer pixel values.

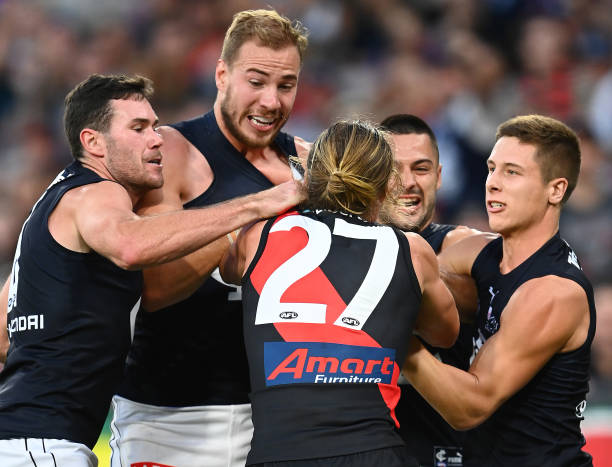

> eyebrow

[
  {"left": 131, "top": 117, "right": 159, "bottom": 127},
  {"left": 487, "top": 160, "right": 524, "bottom": 170},
  {"left": 411, "top": 158, "right": 435, "bottom": 165},
  {"left": 246, "top": 67, "right": 298, "bottom": 81}
]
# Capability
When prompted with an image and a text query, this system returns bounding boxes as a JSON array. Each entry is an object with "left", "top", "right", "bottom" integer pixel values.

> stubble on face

[
  {"left": 220, "top": 84, "right": 280, "bottom": 149},
  {"left": 105, "top": 135, "right": 163, "bottom": 195},
  {"left": 378, "top": 190, "right": 432, "bottom": 232}
]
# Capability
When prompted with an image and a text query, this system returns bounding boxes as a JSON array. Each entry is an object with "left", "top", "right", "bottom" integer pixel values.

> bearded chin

[{"left": 220, "top": 100, "right": 276, "bottom": 148}]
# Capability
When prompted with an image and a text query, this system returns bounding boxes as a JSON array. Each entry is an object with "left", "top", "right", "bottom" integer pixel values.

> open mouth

[
  {"left": 248, "top": 115, "right": 277, "bottom": 130},
  {"left": 398, "top": 196, "right": 421, "bottom": 210}
]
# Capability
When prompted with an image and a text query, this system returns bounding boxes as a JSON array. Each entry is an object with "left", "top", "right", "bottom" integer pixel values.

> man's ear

[
  {"left": 548, "top": 177, "right": 568, "bottom": 205},
  {"left": 215, "top": 59, "right": 228, "bottom": 92},
  {"left": 436, "top": 163, "right": 442, "bottom": 191},
  {"left": 80, "top": 128, "right": 105, "bottom": 158}
]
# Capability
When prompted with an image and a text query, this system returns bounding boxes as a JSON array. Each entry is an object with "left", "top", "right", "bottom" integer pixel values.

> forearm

[
  {"left": 141, "top": 236, "right": 229, "bottom": 311},
  {"left": 403, "top": 337, "right": 491, "bottom": 430},
  {"left": 118, "top": 193, "right": 269, "bottom": 269},
  {"left": 0, "top": 278, "right": 10, "bottom": 363}
]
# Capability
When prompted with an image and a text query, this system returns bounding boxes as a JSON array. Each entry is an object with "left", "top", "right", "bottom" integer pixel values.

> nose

[
  {"left": 259, "top": 85, "right": 281, "bottom": 110},
  {"left": 485, "top": 169, "right": 500, "bottom": 193},
  {"left": 401, "top": 168, "right": 417, "bottom": 191},
  {"left": 149, "top": 127, "right": 163, "bottom": 148}
]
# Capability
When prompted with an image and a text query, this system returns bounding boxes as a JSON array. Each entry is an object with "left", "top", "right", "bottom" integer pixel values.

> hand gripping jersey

[
  {"left": 242, "top": 210, "right": 423, "bottom": 464},
  {"left": 397, "top": 223, "right": 473, "bottom": 466},
  {"left": 465, "top": 233, "right": 595, "bottom": 467},
  {"left": 0, "top": 161, "right": 142, "bottom": 448},
  {"left": 118, "top": 111, "right": 297, "bottom": 407}
]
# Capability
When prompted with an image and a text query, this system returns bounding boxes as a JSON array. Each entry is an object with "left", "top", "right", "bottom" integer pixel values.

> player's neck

[{"left": 499, "top": 215, "right": 560, "bottom": 273}]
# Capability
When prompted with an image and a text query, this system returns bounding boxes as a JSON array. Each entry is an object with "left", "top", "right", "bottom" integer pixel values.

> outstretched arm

[
  {"left": 403, "top": 276, "right": 590, "bottom": 430},
  {"left": 68, "top": 176, "right": 302, "bottom": 272}
]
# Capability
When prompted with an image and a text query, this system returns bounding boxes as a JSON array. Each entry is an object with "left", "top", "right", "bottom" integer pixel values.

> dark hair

[
  {"left": 380, "top": 113, "right": 439, "bottom": 162},
  {"left": 305, "top": 120, "right": 396, "bottom": 217},
  {"left": 496, "top": 115, "right": 581, "bottom": 203},
  {"left": 221, "top": 9, "right": 308, "bottom": 67},
  {"left": 64, "top": 74, "right": 154, "bottom": 160}
]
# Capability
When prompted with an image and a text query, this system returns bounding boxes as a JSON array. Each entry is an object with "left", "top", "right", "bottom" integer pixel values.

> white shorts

[
  {"left": 109, "top": 395, "right": 253, "bottom": 467},
  {"left": 0, "top": 438, "right": 97, "bottom": 467}
]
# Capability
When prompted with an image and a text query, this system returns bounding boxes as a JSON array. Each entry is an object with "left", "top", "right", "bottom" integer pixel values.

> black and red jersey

[{"left": 241, "top": 209, "right": 423, "bottom": 464}]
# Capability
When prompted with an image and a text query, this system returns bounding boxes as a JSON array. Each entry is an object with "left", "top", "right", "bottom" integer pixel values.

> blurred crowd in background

[{"left": 0, "top": 0, "right": 611, "bottom": 403}]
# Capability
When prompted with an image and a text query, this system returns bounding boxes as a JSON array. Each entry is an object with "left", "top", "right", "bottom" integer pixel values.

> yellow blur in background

[{"left": 93, "top": 412, "right": 112, "bottom": 467}]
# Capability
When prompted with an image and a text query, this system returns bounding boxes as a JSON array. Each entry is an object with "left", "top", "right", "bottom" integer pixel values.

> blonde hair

[
  {"left": 496, "top": 115, "right": 580, "bottom": 203},
  {"left": 221, "top": 9, "right": 308, "bottom": 66},
  {"left": 305, "top": 120, "right": 397, "bottom": 217}
]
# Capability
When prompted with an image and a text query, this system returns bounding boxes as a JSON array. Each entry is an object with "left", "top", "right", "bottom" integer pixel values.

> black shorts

[{"left": 248, "top": 446, "right": 418, "bottom": 467}]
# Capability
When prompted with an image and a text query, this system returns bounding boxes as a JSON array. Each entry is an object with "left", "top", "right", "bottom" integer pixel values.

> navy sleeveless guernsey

[
  {"left": 0, "top": 161, "right": 142, "bottom": 449},
  {"left": 119, "top": 111, "right": 297, "bottom": 406},
  {"left": 466, "top": 233, "right": 595, "bottom": 467},
  {"left": 396, "top": 223, "right": 473, "bottom": 466},
  {"left": 242, "top": 210, "right": 422, "bottom": 464}
]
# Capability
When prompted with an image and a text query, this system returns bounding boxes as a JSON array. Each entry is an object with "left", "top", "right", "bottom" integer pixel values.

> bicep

[
  {"left": 74, "top": 182, "right": 138, "bottom": 261},
  {"left": 468, "top": 278, "right": 587, "bottom": 410}
]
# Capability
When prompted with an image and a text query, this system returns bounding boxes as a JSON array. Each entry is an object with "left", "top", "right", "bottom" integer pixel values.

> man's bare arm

[
  {"left": 404, "top": 276, "right": 590, "bottom": 430},
  {"left": 67, "top": 175, "right": 303, "bottom": 272},
  {"left": 219, "top": 221, "right": 266, "bottom": 286},
  {"left": 438, "top": 232, "right": 497, "bottom": 321},
  {"left": 407, "top": 233, "right": 459, "bottom": 348},
  {"left": 0, "top": 277, "right": 10, "bottom": 362}
]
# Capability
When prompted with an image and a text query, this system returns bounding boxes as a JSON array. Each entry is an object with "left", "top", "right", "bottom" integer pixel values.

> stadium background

[{"left": 0, "top": 0, "right": 611, "bottom": 465}]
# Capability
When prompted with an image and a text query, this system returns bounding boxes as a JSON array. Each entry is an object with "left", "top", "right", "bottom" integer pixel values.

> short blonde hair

[
  {"left": 305, "top": 120, "right": 397, "bottom": 217},
  {"left": 221, "top": 9, "right": 308, "bottom": 66}
]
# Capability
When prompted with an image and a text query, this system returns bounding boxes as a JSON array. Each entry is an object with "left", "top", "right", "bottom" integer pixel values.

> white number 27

[{"left": 256, "top": 215, "right": 398, "bottom": 330}]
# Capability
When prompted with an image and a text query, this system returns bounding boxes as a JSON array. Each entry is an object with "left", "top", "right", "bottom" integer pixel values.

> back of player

[
  {"left": 0, "top": 161, "right": 142, "bottom": 458},
  {"left": 466, "top": 234, "right": 594, "bottom": 466},
  {"left": 220, "top": 120, "right": 458, "bottom": 466},
  {"left": 242, "top": 209, "right": 421, "bottom": 466}
]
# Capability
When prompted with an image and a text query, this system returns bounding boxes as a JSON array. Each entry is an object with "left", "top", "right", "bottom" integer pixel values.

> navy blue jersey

[
  {"left": 0, "top": 161, "right": 142, "bottom": 448},
  {"left": 396, "top": 223, "right": 471, "bottom": 466},
  {"left": 242, "top": 210, "right": 422, "bottom": 464},
  {"left": 465, "top": 233, "right": 594, "bottom": 467},
  {"left": 119, "top": 111, "right": 297, "bottom": 406}
]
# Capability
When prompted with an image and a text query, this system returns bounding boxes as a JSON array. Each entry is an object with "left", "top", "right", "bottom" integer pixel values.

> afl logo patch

[
  {"left": 279, "top": 311, "right": 298, "bottom": 320},
  {"left": 342, "top": 317, "right": 360, "bottom": 327}
]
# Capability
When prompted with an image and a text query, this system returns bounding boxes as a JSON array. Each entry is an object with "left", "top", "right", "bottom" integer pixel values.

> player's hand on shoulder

[{"left": 253, "top": 180, "right": 305, "bottom": 218}]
